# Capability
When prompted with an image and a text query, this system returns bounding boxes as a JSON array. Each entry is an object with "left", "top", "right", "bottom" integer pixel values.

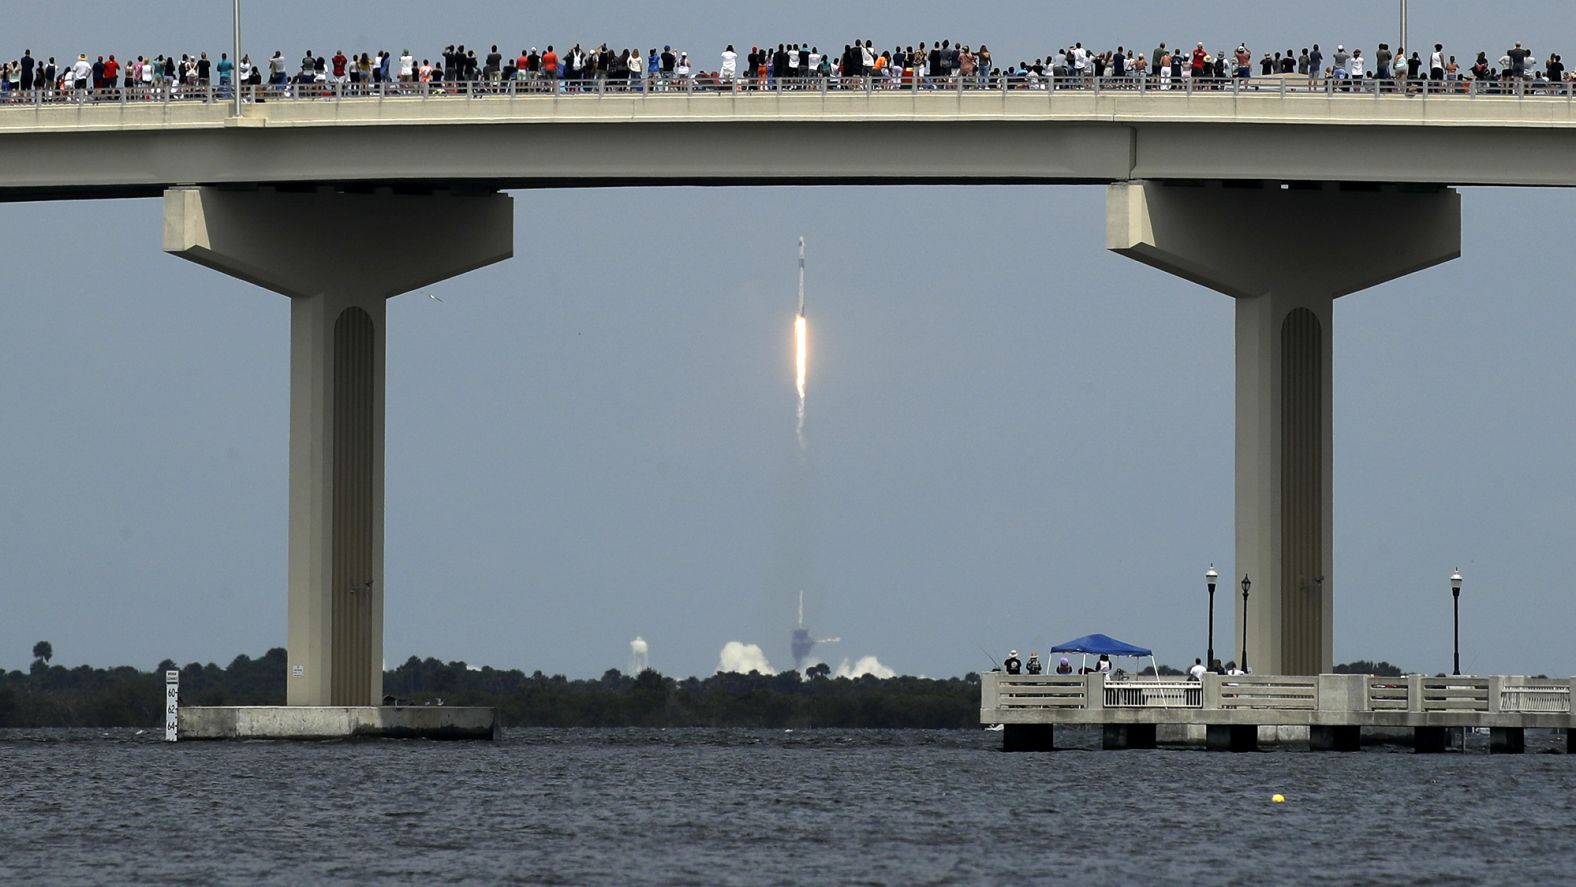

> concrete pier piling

[
  {"left": 1102, "top": 723, "right": 1158, "bottom": 750},
  {"left": 1309, "top": 725, "right": 1361, "bottom": 752},
  {"left": 1002, "top": 724, "right": 1054, "bottom": 753},
  {"left": 1490, "top": 727, "right": 1526, "bottom": 754}
]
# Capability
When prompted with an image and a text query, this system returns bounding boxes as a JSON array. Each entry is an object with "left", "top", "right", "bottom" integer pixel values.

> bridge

[{"left": 4, "top": 85, "right": 1569, "bottom": 711}]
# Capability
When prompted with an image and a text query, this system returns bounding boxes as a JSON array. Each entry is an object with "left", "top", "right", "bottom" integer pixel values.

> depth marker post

[{"left": 164, "top": 670, "right": 180, "bottom": 742}]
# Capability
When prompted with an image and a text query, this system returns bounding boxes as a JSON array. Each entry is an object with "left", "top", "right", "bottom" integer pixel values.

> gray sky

[{"left": 2, "top": 1, "right": 1573, "bottom": 679}]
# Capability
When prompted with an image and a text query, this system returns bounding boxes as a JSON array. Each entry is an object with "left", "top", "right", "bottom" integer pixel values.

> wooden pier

[{"left": 980, "top": 673, "right": 1576, "bottom": 753}]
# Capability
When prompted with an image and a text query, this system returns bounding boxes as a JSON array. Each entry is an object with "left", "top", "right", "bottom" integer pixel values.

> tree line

[{"left": 0, "top": 647, "right": 984, "bottom": 729}]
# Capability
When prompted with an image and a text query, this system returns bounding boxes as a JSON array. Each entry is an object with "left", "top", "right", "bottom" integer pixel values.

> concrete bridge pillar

[
  {"left": 1108, "top": 181, "right": 1460, "bottom": 675},
  {"left": 164, "top": 186, "right": 513, "bottom": 705}
]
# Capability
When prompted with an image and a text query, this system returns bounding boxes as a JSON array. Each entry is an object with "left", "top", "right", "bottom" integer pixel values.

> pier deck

[{"left": 980, "top": 673, "right": 1575, "bottom": 752}]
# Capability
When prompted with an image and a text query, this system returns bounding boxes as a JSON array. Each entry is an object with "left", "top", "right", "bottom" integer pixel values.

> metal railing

[
  {"left": 1103, "top": 681, "right": 1202, "bottom": 708},
  {"left": 1501, "top": 681, "right": 1571, "bottom": 714},
  {"left": 6, "top": 70, "right": 1576, "bottom": 109}
]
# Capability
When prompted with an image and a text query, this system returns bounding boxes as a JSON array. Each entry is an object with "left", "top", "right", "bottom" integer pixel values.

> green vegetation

[
  {"left": 0, "top": 647, "right": 982, "bottom": 729},
  {"left": 0, "top": 645, "right": 1421, "bottom": 729},
  {"left": 1334, "top": 660, "right": 1405, "bottom": 677}
]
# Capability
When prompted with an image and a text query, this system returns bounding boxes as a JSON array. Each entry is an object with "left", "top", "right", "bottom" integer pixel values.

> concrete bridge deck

[
  {"left": 7, "top": 84, "right": 1576, "bottom": 200},
  {"left": 981, "top": 672, "right": 1576, "bottom": 752}
]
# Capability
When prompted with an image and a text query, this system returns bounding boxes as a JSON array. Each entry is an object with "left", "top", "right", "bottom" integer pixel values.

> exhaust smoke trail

[{"left": 794, "top": 237, "right": 807, "bottom": 449}]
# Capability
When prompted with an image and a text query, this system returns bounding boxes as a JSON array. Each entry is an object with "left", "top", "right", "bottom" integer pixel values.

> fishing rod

[{"left": 977, "top": 644, "right": 1000, "bottom": 670}]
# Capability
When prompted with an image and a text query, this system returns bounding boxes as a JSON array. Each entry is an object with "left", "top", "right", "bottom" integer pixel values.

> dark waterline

[{"left": 3, "top": 727, "right": 1573, "bottom": 885}]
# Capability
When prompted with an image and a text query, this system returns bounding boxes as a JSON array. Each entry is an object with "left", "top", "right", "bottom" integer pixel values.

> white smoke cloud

[
  {"left": 717, "top": 642, "right": 775, "bottom": 675},
  {"left": 833, "top": 655, "right": 896, "bottom": 679}
]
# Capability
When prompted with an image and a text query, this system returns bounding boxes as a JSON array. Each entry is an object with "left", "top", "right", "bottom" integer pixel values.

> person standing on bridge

[
  {"left": 720, "top": 45, "right": 737, "bottom": 85},
  {"left": 1431, "top": 44, "right": 1446, "bottom": 81}
]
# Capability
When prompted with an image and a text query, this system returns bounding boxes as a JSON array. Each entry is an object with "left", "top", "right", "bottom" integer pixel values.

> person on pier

[
  {"left": 1003, "top": 650, "right": 1022, "bottom": 674},
  {"left": 1055, "top": 657, "right": 1073, "bottom": 675},
  {"left": 1025, "top": 652, "right": 1042, "bottom": 675}
]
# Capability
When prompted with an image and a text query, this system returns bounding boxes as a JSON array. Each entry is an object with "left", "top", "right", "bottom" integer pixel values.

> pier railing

[{"left": 984, "top": 672, "right": 1575, "bottom": 722}]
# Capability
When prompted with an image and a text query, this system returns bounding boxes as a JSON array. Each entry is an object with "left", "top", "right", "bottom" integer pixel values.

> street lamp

[
  {"left": 1205, "top": 565, "right": 1218, "bottom": 670},
  {"left": 1400, "top": 1, "right": 1408, "bottom": 58},
  {"left": 1240, "top": 574, "right": 1252, "bottom": 673},
  {"left": 1451, "top": 569, "right": 1463, "bottom": 676},
  {"left": 232, "top": 0, "right": 242, "bottom": 116}
]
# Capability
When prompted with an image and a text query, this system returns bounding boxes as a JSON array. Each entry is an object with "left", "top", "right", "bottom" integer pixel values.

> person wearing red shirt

[
  {"left": 103, "top": 55, "right": 119, "bottom": 95},
  {"left": 542, "top": 45, "right": 558, "bottom": 82},
  {"left": 331, "top": 50, "right": 348, "bottom": 86}
]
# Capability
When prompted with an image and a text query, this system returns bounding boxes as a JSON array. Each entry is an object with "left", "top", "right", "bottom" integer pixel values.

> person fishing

[{"left": 1004, "top": 650, "right": 1022, "bottom": 674}]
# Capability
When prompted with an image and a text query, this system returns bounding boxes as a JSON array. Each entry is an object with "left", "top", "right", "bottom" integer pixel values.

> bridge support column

[
  {"left": 1002, "top": 724, "right": 1054, "bottom": 752},
  {"left": 1102, "top": 723, "right": 1157, "bottom": 750},
  {"left": 1490, "top": 727, "right": 1526, "bottom": 754},
  {"left": 1309, "top": 724, "right": 1361, "bottom": 752},
  {"left": 164, "top": 187, "right": 513, "bottom": 706},
  {"left": 1109, "top": 181, "right": 1460, "bottom": 675}
]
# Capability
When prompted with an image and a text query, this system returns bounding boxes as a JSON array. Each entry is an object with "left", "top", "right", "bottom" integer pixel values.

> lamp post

[
  {"left": 1450, "top": 569, "right": 1463, "bottom": 676},
  {"left": 1205, "top": 566, "right": 1218, "bottom": 670},
  {"left": 1400, "top": 0, "right": 1408, "bottom": 59},
  {"left": 232, "top": 0, "right": 242, "bottom": 116},
  {"left": 1240, "top": 574, "right": 1252, "bottom": 673}
]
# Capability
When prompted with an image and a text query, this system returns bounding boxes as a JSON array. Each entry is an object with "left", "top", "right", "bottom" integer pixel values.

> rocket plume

[
  {"left": 794, "top": 237, "right": 807, "bottom": 449},
  {"left": 794, "top": 314, "right": 808, "bottom": 442}
]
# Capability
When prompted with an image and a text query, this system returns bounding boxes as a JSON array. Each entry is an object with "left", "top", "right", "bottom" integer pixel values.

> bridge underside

[{"left": 9, "top": 89, "right": 1576, "bottom": 200}]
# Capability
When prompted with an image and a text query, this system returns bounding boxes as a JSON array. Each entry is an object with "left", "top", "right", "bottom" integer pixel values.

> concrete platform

[{"left": 177, "top": 706, "right": 498, "bottom": 741}]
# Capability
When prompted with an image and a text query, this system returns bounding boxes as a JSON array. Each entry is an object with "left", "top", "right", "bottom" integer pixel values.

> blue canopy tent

[{"left": 1050, "top": 633, "right": 1158, "bottom": 678}]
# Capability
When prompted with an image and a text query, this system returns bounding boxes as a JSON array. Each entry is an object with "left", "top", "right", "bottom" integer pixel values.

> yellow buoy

[{"left": 1271, "top": 794, "right": 1286, "bottom": 803}]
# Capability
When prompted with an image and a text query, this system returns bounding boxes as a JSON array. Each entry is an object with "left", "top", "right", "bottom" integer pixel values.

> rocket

[{"left": 797, "top": 236, "right": 806, "bottom": 317}]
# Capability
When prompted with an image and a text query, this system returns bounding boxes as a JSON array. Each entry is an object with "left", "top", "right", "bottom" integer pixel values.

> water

[{"left": 3, "top": 727, "right": 1572, "bottom": 885}]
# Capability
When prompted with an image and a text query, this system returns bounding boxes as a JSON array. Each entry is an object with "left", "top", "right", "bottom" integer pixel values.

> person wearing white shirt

[
  {"left": 70, "top": 54, "right": 91, "bottom": 91},
  {"left": 1430, "top": 44, "right": 1445, "bottom": 80},
  {"left": 1188, "top": 659, "right": 1208, "bottom": 681},
  {"left": 1348, "top": 49, "right": 1365, "bottom": 81},
  {"left": 629, "top": 49, "right": 645, "bottom": 91},
  {"left": 720, "top": 45, "right": 737, "bottom": 83}
]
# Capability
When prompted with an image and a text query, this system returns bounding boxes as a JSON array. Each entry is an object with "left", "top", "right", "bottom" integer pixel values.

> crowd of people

[
  {"left": 0, "top": 36, "right": 1565, "bottom": 101},
  {"left": 1000, "top": 649, "right": 1248, "bottom": 678}
]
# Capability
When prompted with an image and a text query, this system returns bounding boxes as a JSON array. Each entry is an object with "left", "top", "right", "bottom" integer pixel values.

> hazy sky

[{"left": 2, "top": 1, "right": 1574, "bottom": 679}]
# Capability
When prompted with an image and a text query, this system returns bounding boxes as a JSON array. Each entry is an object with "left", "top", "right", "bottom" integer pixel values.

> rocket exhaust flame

[
  {"left": 794, "top": 237, "right": 808, "bottom": 449},
  {"left": 794, "top": 315, "right": 807, "bottom": 402}
]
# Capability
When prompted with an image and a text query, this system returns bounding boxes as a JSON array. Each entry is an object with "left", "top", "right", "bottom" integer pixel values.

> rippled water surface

[{"left": 3, "top": 727, "right": 1573, "bottom": 885}]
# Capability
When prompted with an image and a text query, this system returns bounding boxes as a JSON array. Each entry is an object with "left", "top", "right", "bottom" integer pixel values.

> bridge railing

[
  {"left": 6, "top": 70, "right": 1576, "bottom": 108},
  {"left": 983, "top": 672, "right": 1576, "bottom": 721},
  {"left": 1500, "top": 679, "right": 1572, "bottom": 714},
  {"left": 1217, "top": 675, "right": 1319, "bottom": 710},
  {"left": 1103, "top": 680, "right": 1202, "bottom": 708}
]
